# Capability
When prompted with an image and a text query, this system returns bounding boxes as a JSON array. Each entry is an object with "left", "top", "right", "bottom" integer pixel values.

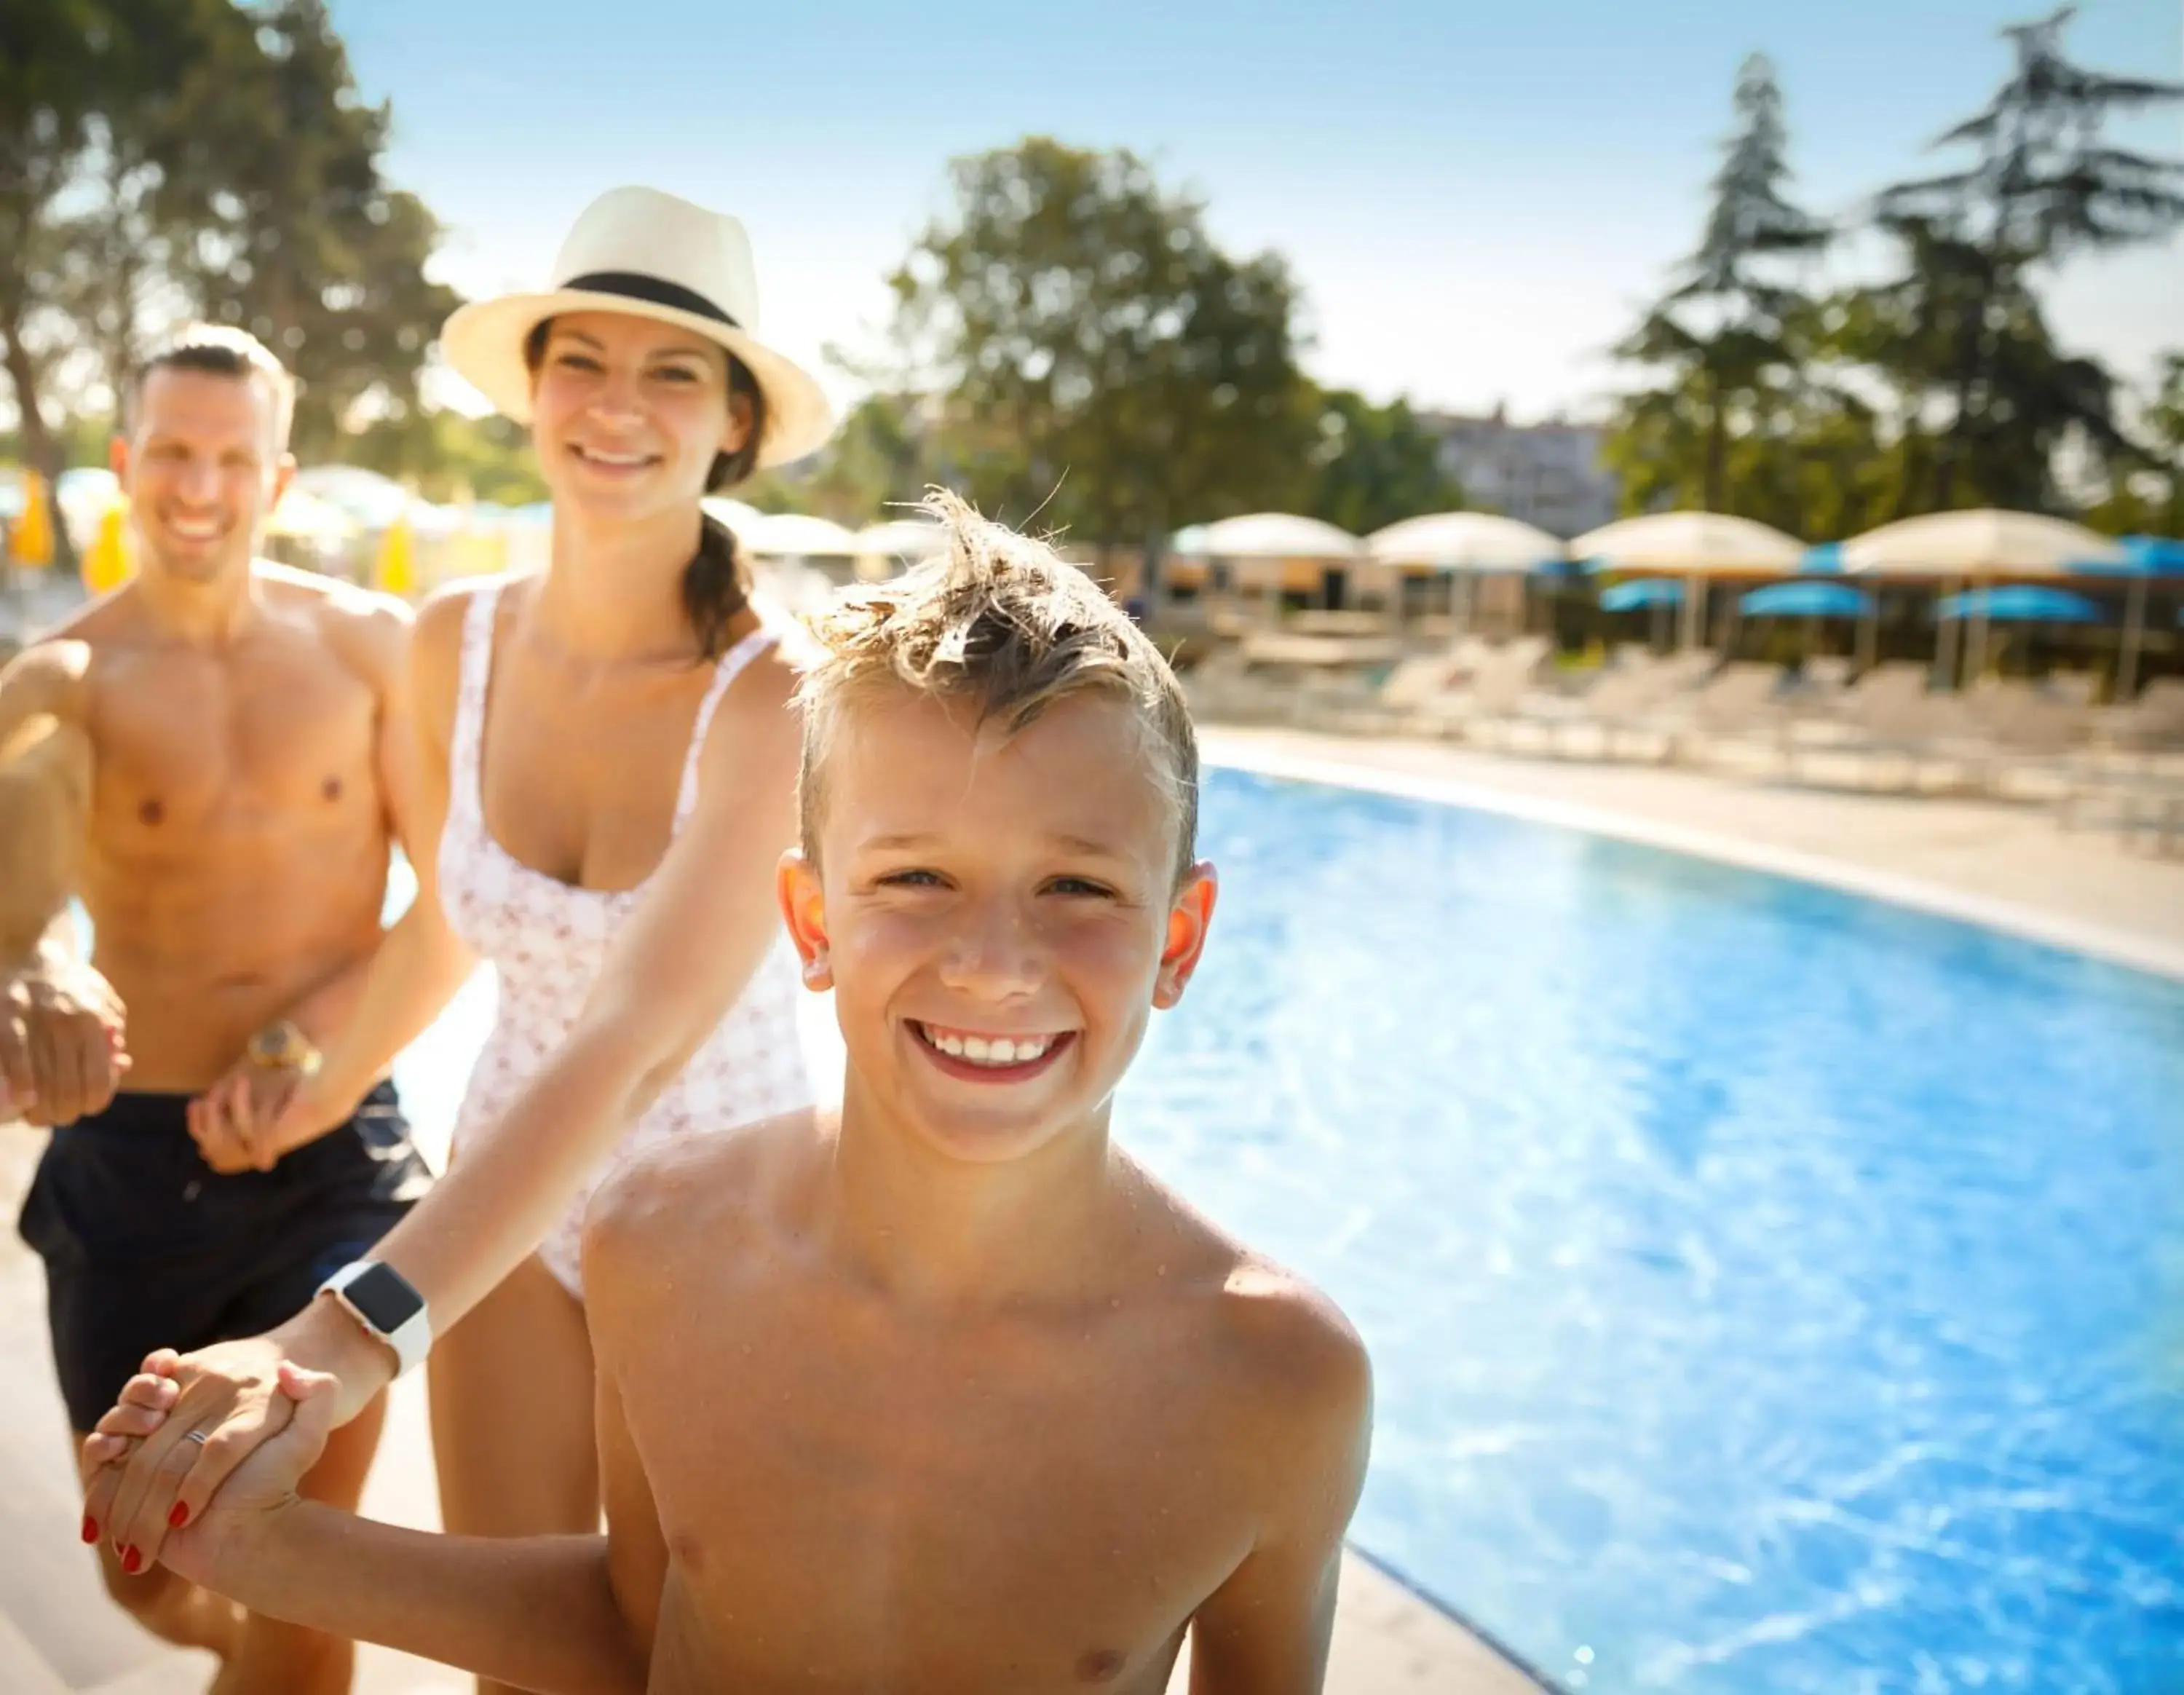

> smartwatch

[{"left": 316, "top": 1261, "right": 432, "bottom": 1378}]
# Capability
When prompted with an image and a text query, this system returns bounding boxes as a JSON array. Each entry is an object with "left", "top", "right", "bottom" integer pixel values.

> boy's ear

[
  {"left": 777, "top": 850, "right": 833, "bottom": 992},
  {"left": 1153, "top": 863, "right": 1217, "bottom": 1011}
]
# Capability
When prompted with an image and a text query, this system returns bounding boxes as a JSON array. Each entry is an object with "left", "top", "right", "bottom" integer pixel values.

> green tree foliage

[
  {"left": 1605, "top": 14, "right": 2183, "bottom": 538},
  {"left": 1607, "top": 55, "right": 1827, "bottom": 516},
  {"left": 167, "top": 1, "right": 457, "bottom": 458},
  {"left": 2083, "top": 354, "right": 2184, "bottom": 537},
  {"left": 1864, "top": 4, "right": 2183, "bottom": 511},
  {"left": 794, "top": 392, "right": 941, "bottom": 526},
  {"left": 344, "top": 409, "right": 546, "bottom": 506},
  {"left": 0, "top": 0, "right": 456, "bottom": 526},
  {"left": 1299, "top": 390, "right": 1464, "bottom": 535},
  {"left": 882, "top": 138, "right": 1313, "bottom": 559}
]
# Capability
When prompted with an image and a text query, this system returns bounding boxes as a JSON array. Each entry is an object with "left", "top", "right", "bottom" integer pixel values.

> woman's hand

[
  {"left": 83, "top": 1362, "right": 339, "bottom": 1598},
  {"left": 79, "top": 1297, "right": 395, "bottom": 1570}
]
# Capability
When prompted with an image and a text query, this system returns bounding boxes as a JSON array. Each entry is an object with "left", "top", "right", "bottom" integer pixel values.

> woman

[{"left": 84, "top": 186, "right": 836, "bottom": 1694}]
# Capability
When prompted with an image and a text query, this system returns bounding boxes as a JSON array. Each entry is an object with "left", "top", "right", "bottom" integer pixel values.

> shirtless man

[
  {"left": 98, "top": 495, "right": 1372, "bottom": 1693},
  {"left": 2, "top": 325, "right": 434, "bottom": 1694}
]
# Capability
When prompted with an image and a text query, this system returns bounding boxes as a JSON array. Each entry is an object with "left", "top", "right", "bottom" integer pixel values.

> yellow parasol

[
  {"left": 374, "top": 515, "right": 417, "bottom": 598},
  {"left": 9, "top": 469, "right": 55, "bottom": 569},
  {"left": 81, "top": 501, "right": 133, "bottom": 594}
]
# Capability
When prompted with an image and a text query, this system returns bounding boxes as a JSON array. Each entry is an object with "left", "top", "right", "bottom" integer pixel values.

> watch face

[{"left": 344, "top": 1263, "right": 424, "bottom": 1333}]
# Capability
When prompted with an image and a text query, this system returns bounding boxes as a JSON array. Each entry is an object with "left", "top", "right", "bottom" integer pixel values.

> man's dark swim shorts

[{"left": 18, "top": 1080, "right": 432, "bottom": 1430}]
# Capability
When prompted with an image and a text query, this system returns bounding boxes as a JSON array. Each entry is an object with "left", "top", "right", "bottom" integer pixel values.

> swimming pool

[
  {"left": 1120, "top": 770, "right": 2184, "bottom": 1694},
  {"left": 397, "top": 767, "right": 2184, "bottom": 1694}
]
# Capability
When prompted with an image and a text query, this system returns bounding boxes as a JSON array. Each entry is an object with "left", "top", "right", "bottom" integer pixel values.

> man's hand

[
  {"left": 82, "top": 1361, "right": 337, "bottom": 1597},
  {"left": 79, "top": 1299, "right": 396, "bottom": 1570},
  {"left": 188, "top": 1062, "right": 309, "bottom": 1174},
  {"left": 0, "top": 957, "right": 127, "bottom": 1127}
]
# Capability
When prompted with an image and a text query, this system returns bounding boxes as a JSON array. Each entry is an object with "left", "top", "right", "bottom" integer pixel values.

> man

[{"left": 0, "top": 325, "right": 434, "bottom": 1695}]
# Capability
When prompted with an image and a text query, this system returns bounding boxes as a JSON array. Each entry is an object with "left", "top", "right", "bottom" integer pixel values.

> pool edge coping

[
  {"left": 1203, "top": 735, "right": 2184, "bottom": 987},
  {"left": 1346, "top": 1542, "right": 1563, "bottom": 1692}
]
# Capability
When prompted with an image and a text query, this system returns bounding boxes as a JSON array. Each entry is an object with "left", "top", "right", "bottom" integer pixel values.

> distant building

[{"left": 1420, "top": 405, "right": 1619, "bottom": 540}]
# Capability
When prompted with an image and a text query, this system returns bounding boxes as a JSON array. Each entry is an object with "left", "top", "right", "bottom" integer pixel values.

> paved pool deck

[{"left": 2, "top": 723, "right": 2175, "bottom": 1692}]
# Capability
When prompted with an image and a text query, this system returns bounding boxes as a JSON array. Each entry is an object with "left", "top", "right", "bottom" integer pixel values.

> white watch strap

[{"left": 316, "top": 1263, "right": 432, "bottom": 1378}]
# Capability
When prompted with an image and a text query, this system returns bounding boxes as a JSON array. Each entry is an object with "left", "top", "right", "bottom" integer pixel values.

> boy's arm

[
  {"left": 215, "top": 1509, "right": 644, "bottom": 1695},
  {"left": 211, "top": 1204, "right": 670, "bottom": 1692},
  {"left": 140, "top": 1367, "right": 648, "bottom": 1695},
  {"left": 1186, "top": 1283, "right": 1374, "bottom": 1695},
  {"left": 597, "top": 1312, "right": 669, "bottom": 1662}
]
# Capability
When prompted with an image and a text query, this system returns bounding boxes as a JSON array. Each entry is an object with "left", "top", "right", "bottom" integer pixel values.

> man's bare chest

[{"left": 86, "top": 639, "right": 377, "bottom": 839}]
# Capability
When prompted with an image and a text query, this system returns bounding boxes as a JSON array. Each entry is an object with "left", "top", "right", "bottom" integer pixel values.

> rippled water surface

[
  {"left": 1112, "top": 770, "right": 2184, "bottom": 1694},
  {"left": 392, "top": 768, "right": 2184, "bottom": 1693}
]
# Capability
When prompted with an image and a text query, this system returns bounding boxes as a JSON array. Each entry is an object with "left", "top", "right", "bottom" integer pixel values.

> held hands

[
  {"left": 80, "top": 1360, "right": 337, "bottom": 1595},
  {"left": 187, "top": 1064, "right": 354, "bottom": 1175},
  {"left": 79, "top": 1300, "right": 393, "bottom": 1572},
  {"left": 0, "top": 957, "right": 128, "bottom": 1127}
]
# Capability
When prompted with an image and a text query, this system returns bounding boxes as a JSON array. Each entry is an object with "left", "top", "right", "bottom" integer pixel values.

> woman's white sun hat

[{"left": 439, "top": 185, "right": 834, "bottom": 468}]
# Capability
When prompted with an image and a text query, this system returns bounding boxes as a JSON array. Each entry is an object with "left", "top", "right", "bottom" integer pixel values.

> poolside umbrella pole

[
  {"left": 1570, "top": 513, "right": 1804, "bottom": 656},
  {"left": 1599, "top": 576, "right": 1685, "bottom": 652},
  {"left": 1361, "top": 513, "right": 1567, "bottom": 639},
  {"left": 1841, "top": 510, "right": 2131, "bottom": 689},
  {"left": 2074, "top": 538, "right": 2184, "bottom": 699},
  {"left": 1737, "top": 580, "right": 1875, "bottom": 665},
  {"left": 2121, "top": 569, "right": 2147, "bottom": 697},
  {"left": 1935, "top": 585, "right": 2104, "bottom": 678}
]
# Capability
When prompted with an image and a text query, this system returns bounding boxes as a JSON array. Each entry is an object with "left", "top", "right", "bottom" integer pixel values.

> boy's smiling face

[{"left": 782, "top": 685, "right": 1215, "bottom": 1166}]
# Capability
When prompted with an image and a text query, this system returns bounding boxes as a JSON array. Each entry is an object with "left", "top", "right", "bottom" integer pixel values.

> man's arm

[
  {"left": 194, "top": 588, "right": 477, "bottom": 1168},
  {"left": 0, "top": 642, "right": 124, "bottom": 1124},
  {"left": 0, "top": 641, "right": 93, "bottom": 960},
  {"left": 1186, "top": 1278, "right": 1374, "bottom": 1695}
]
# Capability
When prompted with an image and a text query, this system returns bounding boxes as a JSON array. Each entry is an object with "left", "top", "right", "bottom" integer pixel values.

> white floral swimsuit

[{"left": 438, "top": 579, "right": 812, "bottom": 1298}]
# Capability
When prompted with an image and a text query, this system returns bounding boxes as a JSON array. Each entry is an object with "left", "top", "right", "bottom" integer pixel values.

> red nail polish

[
  {"left": 121, "top": 1546, "right": 142, "bottom": 1574},
  {"left": 168, "top": 1503, "right": 189, "bottom": 1529},
  {"left": 81, "top": 1516, "right": 98, "bottom": 1544}
]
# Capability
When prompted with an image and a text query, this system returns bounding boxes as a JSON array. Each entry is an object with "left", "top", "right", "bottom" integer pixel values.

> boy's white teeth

[{"left": 923, "top": 1026, "right": 1055, "bottom": 1067}]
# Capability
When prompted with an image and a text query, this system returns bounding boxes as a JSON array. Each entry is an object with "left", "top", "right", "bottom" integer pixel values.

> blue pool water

[
  {"left": 1116, "top": 770, "right": 2184, "bottom": 1694},
  {"left": 390, "top": 767, "right": 2184, "bottom": 1693}
]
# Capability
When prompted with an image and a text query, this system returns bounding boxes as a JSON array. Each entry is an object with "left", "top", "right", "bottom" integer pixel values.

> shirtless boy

[
  {"left": 104, "top": 494, "right": 1373, "bottom": 1693},
  {"left": 2, "top": 325, "right": 433, "bottom": 1693}
]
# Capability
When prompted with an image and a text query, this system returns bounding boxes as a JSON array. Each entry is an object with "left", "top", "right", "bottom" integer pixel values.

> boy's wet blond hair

[{"left": 796, "top": 490, "right": 1199, "bottom": 888}]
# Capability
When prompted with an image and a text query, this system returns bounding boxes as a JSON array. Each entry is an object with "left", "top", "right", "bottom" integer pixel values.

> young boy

[{"left": 108, "top": 494, "right": 1373, "bottom": 1693}]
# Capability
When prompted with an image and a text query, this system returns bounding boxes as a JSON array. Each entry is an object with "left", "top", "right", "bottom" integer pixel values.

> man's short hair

[
  {"left": 796, "top": 490, "right": 1199, "bottom": 889},
  {"left": 129, "top": 325, "right": 296, "bottom": 451}
]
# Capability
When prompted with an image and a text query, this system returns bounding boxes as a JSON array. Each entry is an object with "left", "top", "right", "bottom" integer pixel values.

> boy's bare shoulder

[{"left": 1133, "top": 1169, "right": 1372, "bottom": 1441}]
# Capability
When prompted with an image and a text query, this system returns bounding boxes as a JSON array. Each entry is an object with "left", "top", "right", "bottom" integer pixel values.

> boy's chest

[{"left": 620, "top": 1287, "right": 1255, "bottom": 1691}]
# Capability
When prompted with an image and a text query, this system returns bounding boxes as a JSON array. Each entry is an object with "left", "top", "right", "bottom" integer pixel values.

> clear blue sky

[{"left": 330, "top": 0, "right": 2183, "bottom": 423}]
